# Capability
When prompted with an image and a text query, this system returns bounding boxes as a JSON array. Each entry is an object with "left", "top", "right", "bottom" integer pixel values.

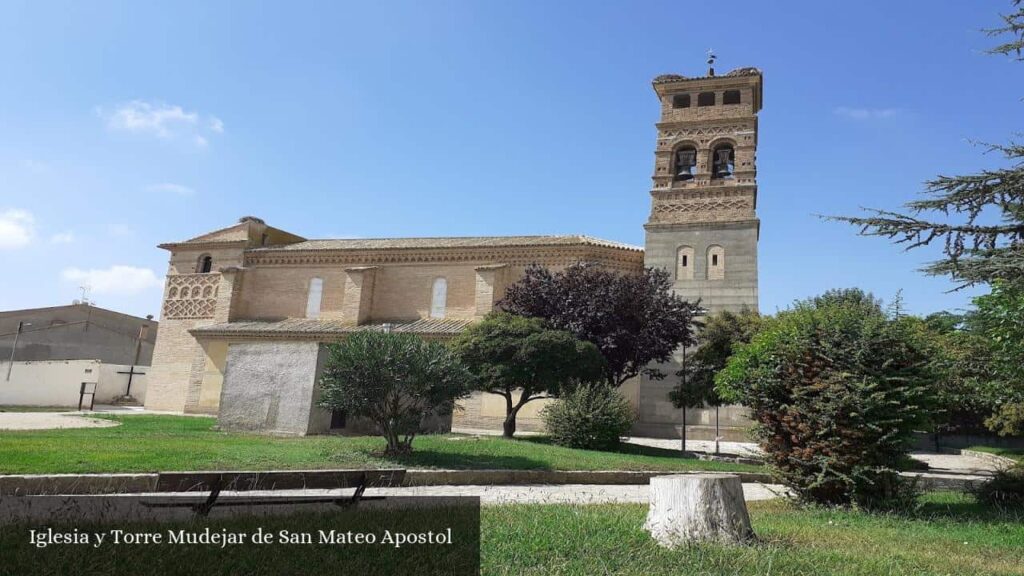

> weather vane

[{"left": 707, "top": 49, "right": 717, "bottom": 76}]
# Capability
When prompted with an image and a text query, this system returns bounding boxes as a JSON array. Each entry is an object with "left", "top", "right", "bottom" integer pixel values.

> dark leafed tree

[
  {"left": 450, "top": 312, "right": 606, "bottom": 438},
  {"left": 499, "top": 263, "right": 700, "bottom": 387},
  {"left": 830, "top": 1, "right": 1024, "bottom": 286}
]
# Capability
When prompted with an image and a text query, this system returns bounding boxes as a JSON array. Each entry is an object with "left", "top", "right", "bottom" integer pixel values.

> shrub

[
  {"left": 319, "top": 332, "right": 474, "bottom": 455},
  {"left": 542, "top": 384, "right": 635, "bottom": 451},
  {"left": 986, "top": 402, "right": 1024, "bottom": 437},
  {"left": 975, "top": 463, "right": 1024, "bottom": 509},
  {"left": 716, "top": 290, "right": 933, "bottom": 510}
]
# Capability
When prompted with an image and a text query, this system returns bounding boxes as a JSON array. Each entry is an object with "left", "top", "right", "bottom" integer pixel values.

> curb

[
  {"left": 0, "top": 469, "right": 773, "bottom": 496},
  {"left": 0, "top": 474, "right": 157, "bottom": 496},
  {"left": 954, "top": 449, "right": 1019, "bottom": 469},
  {"left": 402, "top": 469, "right": 774, "bottom": 486}
]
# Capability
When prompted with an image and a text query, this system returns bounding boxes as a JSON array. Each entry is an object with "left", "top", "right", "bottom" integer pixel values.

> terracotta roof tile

[
  {"left": 191, "top": 317, "right": 473, "bottom": 338},
  {"left": 248, "top": 235, "right": 642, "bottom": 253}
]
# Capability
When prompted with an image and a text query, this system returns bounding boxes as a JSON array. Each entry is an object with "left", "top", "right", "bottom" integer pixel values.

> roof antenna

[{"left": 707, "top": 49, "right": 717, "bottom": 76}]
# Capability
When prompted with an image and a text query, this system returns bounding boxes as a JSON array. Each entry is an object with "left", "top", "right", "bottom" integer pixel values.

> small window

[
  {"left": 697, "top": 92, "right": 716, "bottom": 107},
  {"left": 723, "top": 90, "right": 741, "bottom": 105},
  {"left": 430, "top": 278, "right": 447, "bottom": 319},
  {"left": 672, "top": 94, "right": 690, "bottom": 109},
  {"left": 330, "top": 410, "right": 346, "bottom": 429},
  {"left": 676, "top": 246, "right": 694, "bottom": 280},
  {"left": 197, "top": 255, "right": 213, "bottom": 274},
  {"left": 306, "top": 277, "right": 323, "bottom": 319},
  {"left": 707, "top": 246, "right": 725, "bottom": 280}
]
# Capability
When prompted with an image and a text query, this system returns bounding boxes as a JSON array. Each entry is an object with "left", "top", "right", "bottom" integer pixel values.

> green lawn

[
  {"left": 0, "top": 405, "right": 73, "bottom": 412},
  {"left": 0, "top": 414, "right": 758, "bottom": 474},
  {"left": 483, "top": 493, "right": 1024, "bottom": 575},
  {"left": 1, "top": 492, "right": 1018, "bottom": 575},
  {"left": 969, "top": 445, "right": 1024, "bottom": 463}
]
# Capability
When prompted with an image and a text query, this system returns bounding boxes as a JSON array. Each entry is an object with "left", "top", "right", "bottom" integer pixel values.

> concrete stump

[{"left": 644, "top": 473, "right": 753, "bottom": 547}]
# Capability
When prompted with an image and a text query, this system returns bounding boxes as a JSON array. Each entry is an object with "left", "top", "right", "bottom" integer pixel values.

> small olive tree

[{"left": 319, "top": 331, "right": 475, "bottom": 455}]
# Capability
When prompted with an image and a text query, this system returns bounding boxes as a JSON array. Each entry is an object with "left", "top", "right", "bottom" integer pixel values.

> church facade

[{"left": 145, "top": 66, "right": 762, "bottom": 438}]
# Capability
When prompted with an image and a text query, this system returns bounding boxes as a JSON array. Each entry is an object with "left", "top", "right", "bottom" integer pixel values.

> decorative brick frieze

[{"left": 162, "top": 274, "right": 220, "bottom": 319}]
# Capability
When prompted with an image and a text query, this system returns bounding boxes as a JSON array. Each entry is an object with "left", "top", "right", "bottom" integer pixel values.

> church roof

[
  {"left": 190, "top": 317, "right": 473, "bottom": 338},
  {"left": 249, "top": 235, "right": 642, "bottom": 253},
  {"left": 652, "top": 67, "right": 762, "bottom": 84}
]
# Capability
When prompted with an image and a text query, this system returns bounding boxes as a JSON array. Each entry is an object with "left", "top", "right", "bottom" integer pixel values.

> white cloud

[
  {"left": 99, "top": 100, "right": 223, "bottom": 147},
  {"left": 147, "top": 183, "right": 196, "bottom": 197},
  {"left": 50, "top": 231, "right": 75, "bottom": 244},
  {"left": 107, "top": 224, "right": 135, "bottom": 238},
  {"left": 0, "top": 209, "right": 34, "bottom": 249},
  {"left": 62, "top": 265, "right": 164, "bottom": 295},
  {"left": 22, "top": 159, "right": 48, "bottom": 173},
  {"left": 834, "top": 106, "right": 901, "bottom": 120}
]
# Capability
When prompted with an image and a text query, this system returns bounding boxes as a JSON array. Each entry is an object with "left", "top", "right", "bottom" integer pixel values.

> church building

[{"left": 145, "top": 65, "right": 763, "bottom": 438}]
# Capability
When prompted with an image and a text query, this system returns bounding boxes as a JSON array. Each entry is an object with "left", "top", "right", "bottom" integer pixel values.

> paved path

[
  {"left": 363, "top": 482, "right": 785, "bottom": 504},
  {"left": 0, "top": 412, "right": 118, "bottom": 430}
]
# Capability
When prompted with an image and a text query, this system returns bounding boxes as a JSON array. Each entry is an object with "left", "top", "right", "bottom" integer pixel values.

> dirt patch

[{"left": 0, "top": 412, "right": 119, "bottom": 431}]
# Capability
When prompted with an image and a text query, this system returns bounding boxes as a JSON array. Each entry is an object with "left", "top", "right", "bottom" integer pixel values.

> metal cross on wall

[{"left": 117, "top": 365, "right": 146, "bottom": 397}]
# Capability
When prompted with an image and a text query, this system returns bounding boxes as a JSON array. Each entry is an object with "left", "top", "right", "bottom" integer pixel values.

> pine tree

[{"left": 831, "top": 1, "right": 1024, "bottom": 287}]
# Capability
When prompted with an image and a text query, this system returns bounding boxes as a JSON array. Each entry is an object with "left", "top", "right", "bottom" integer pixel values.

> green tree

[
  {"left": 972, "top": 280, "right": 1024, "bottom": 434},
  {"left": 670, "top": 308, "right": 762, "bottom": 449},
  {"left": 902, "top": 313, "right": 999, "bottom": 436},
  {"left": 716, "top": 292, "right": 934, "bottom": 509},
  {"left": 319, "top": 332, "right": 474, "bottom": 455},
  {"left": 830, "top": 2, "right": 1024, "bottom": 286},
  {"left": 450, "top": 312, "right": 606, "bottom": 437}
]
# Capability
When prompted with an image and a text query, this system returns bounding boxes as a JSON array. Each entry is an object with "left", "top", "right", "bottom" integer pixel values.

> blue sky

[{"left": 1, "top": 0, "right": 1021, "bottom": 318}]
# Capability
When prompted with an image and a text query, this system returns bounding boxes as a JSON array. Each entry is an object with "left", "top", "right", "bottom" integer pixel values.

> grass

[
  {"left": 969, "top": 445, "right": 1024, "bottom": 463},
  {"left": 1, "top": 492, "right": 1018, "bottom": 575},
  {"left": 0, "top": 405, "right": 74, "bottom": 412},
  {"left": 483, "top": 492, "right": 1024, "bottom": 575},
  {"left": 0, "top": 414, "right": 759, "bottom": 474}
]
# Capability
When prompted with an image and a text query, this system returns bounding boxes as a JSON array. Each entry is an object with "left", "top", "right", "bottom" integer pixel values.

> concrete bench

[{"left": 145, "top": 469, "right": 407, "bottom": 516}]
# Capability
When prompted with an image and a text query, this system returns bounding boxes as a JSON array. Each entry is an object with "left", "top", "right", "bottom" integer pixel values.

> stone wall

[
  {"left": 0, "top": 359, "right": 147, "bottom": 406},
  {"left": 217, "top": 341, "right": 330, "bottom": 435}
]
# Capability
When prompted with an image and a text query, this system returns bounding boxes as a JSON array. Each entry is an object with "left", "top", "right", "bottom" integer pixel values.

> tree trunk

[
  {"left": 502, "top": 413, "right": 517, "bottom": 438},
  {"left": 644, "top": 474, "right": 754, "bottom": 547}
]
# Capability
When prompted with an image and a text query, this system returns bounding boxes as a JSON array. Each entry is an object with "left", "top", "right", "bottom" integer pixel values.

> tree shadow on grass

[
  {"left": 373, "top": 449, "right": 552, "bottom": 471},
  {"left": 521, "top": 436, "right": 695, "bottom": 459},
  {"left": 909, "top": 496, "right": 1024, "bottom": 524}
]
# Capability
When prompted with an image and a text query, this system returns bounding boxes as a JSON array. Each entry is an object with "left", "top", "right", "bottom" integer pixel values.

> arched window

[
  {"left": 676, "top": 246, "right": 695, "bottom": 280},
  {"left": 197, "top": 254, "right": 213, "bottom": 274},
  {"left": 707, "top": 245, "right": 725, "bottom": 280},
  {"left": 305, "top": 277, "right": 323, "bottom": 319},
  {"left": 673, "top": 146, "right": 697, "bottom": 181},
  {"left": 723, "top": 90, "right": 741, "bottom": 105},
  {"left": 697, "top": 92, "right": 716, "bottom": 107},
  {"left": 430, "top": 278, "right": 448, "bottom": 319},
  {"left": 711, "top": 143, "right": 735, "bottom": 179},
  {"left": 671, "top": 94, "right": 690, "bottom": 109}
]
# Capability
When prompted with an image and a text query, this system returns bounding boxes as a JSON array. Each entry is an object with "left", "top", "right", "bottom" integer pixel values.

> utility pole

[
  {"left": 679, "top": 345, "right": 687, "bottom": 455},
  {"left": 6, "top": 321, "right": 31, "bottom": 381}
]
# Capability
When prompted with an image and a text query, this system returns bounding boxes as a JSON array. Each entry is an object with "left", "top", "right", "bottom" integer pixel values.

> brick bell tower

[{"left": 644, "top": 55, "right": 762, "bottom": 314}]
